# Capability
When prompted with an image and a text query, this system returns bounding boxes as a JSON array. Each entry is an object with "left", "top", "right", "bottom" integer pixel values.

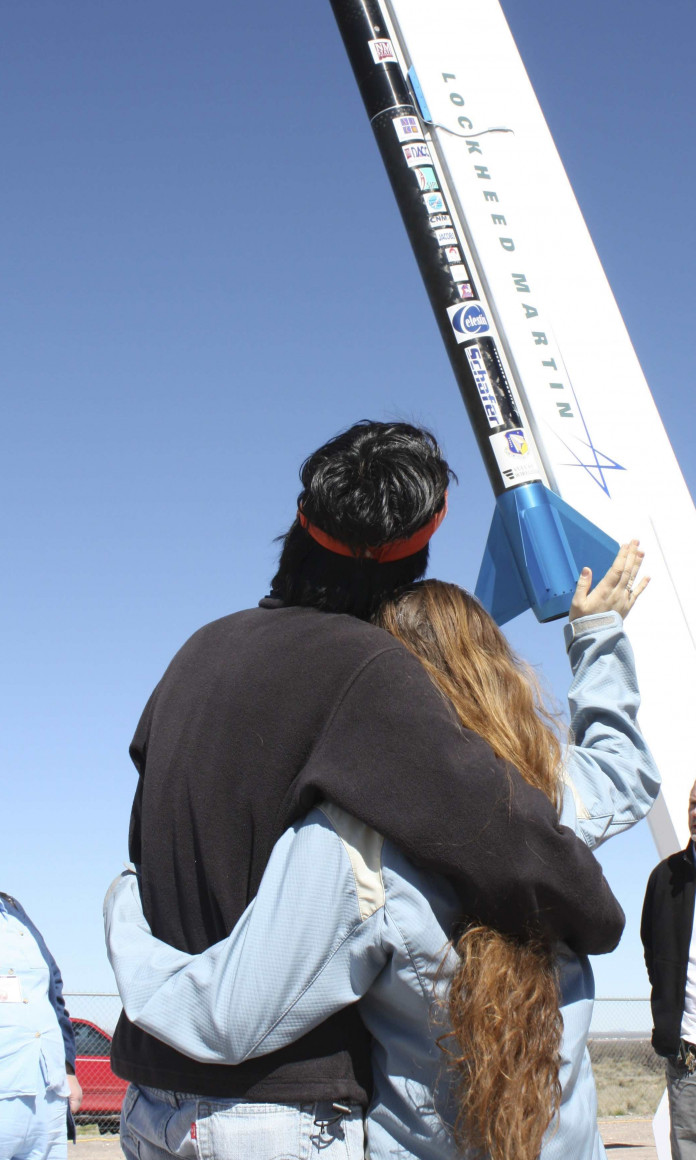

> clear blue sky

[{"left": 3, "top": 0, "right": 695, "bottom": 1014}]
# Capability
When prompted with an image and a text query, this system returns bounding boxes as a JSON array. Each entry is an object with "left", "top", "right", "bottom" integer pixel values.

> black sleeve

[
  {"left": 129, "top": 686, "right": 157, "bottom": 776},
  {"left": 292, "top": 646, "right": 625, "bottom": 955},
  {"left": 641, "top": 867, "right": 657, "bottom": 985},
  {"left": 127, "top": 687, "right": 157, "bottom": 864}
]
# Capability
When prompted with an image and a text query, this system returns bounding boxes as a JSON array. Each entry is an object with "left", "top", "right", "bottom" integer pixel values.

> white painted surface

[
  {"left": 653, "top": 1087, "right": 671, "bottom": 1160},
  {"left": 381, "top": 0, "right": 696, "bottom": 855}
]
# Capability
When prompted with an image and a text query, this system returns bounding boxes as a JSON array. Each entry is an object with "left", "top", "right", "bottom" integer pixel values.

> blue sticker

[
  {"left": 504, "top": 429, "right": 529, "bottom": 455},
  {"left": 465, "top": 344, "right": 503, "bottom": 428},
  {"left": 447, "top": 302, "right": 490, "bottom": 340},
  {"left": 424, "top": 193, "right": 446, "bottom": 214}
]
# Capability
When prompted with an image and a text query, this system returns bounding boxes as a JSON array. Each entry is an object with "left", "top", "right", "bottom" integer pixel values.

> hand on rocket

[{"left": 569, "top": 540, "right": 650, "bottom": 623}]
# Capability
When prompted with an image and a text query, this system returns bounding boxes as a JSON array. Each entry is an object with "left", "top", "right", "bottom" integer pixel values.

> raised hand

[{"left": 569, "top": 540, "right": 650, "bottom": 622}]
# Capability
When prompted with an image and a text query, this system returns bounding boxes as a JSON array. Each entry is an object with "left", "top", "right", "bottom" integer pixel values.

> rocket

[
  {"left": 328, "top": 0, "right": 696, "bottom": 856},
  {"left": 327, "top": 0, "right": 619, "bottom": 625}
]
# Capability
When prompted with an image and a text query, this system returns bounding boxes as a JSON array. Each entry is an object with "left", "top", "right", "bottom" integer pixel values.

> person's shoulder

[
  {"left": 0, "top": 894, "right": 31, "bottom": 926},
  {"left": 247, "top": 606, "right": 407, "bottom": 676},
  {"left": 160, "top": 606, "right": 293, "bottom": 661},
  {"left": 649, "top": 847, "right": 694, "bottom": 882},
  {"left": 317, "top": 613, "right": 409, "bottom": 665},
  {"left": 186, "top": 606, "right": 271, "bottom": 641},
  {"left": 183, "top": 605, "right": 396, "bottom": 652},
  {"left": 667, "top": 846, "right": 692, "bottom": 869}
]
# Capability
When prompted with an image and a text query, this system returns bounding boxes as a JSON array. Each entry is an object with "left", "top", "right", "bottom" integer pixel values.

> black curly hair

[{"left": 270, "top": 420, "right": 454, "bottom": 619}]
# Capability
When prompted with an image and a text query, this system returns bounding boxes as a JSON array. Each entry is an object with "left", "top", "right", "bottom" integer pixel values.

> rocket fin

[
  {"left": 541, "top": 489, "right": 620, "bottom": 595},
  {"left": 476, "top": 505, "right": 532, "bottom": 625},
  {"left": 475, "top": 484, "right": 619, "bottom": 625}
]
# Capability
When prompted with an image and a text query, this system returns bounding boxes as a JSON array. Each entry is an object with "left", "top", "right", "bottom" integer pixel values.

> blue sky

[{"left": 3, "top": 0, "right": 695, "bottom": 1015}]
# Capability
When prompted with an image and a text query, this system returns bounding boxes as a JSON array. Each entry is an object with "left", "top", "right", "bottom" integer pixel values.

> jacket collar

[{"left": 681, "top": 842, "right": 696, "bottom": 867}]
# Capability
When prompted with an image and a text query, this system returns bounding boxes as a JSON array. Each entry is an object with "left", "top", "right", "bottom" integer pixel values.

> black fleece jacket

[
  {"left": 642, "top": 844, "right": 696, "bottom": 1056},
  {"left": 111, "top": 602, "right": 624, "bottom": 1100}
]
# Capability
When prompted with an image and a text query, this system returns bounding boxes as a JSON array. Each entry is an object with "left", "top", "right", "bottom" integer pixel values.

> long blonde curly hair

[{"left": 374, "top": 580, "right": 565, "bottom": 1160}]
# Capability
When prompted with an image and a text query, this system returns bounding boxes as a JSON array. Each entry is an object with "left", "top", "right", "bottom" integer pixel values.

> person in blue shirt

[
  {"left": 105, "top": 542, "right": 657, "bottom": 1160},
  {"left": 0, "top": 894, "right": 82, "bottom": 1160}
]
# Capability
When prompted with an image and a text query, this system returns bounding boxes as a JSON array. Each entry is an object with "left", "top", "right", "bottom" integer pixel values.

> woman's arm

[
  {"left": 104, "top": 805, "right": 388, "bottom": 1063},
  {"left": 561, "top": 541, "right": 660, "bottom": 847}
]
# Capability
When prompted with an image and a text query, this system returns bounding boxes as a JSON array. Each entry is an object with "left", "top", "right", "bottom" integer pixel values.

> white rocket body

[{"left": 380, "top": 0, "right": 696, "bottom": 855}]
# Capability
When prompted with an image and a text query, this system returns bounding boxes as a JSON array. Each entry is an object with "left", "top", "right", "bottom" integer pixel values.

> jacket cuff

[
  {"left": 564, "top": 610, "right": 622, "bottom": 652},
  {"left": 65, "top": 1060, "right": 75, "bottom": 1075}
]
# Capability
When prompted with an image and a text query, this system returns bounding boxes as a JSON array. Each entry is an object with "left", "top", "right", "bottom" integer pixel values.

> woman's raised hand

[{"left": 569, "top": 539, "right": 650, "bottom": 622}]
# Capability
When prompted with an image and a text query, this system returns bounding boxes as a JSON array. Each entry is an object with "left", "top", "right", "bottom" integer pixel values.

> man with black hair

[
  {"left": 269, "top": 421, "right": 452, "bottom": 619},
  {"left": 112, "top": 420, "right": 624, "bottom": 1156}
]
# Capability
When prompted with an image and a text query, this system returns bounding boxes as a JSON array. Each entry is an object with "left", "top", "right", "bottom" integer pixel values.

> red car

[{"left": 71, "top": 1017, "right": 129, "bottom": 1134}]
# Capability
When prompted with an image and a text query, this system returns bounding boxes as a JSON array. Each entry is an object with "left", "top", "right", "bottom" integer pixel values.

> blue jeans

[{"left": 120, "top": 1084, "right": 366, "bottom": 1160}]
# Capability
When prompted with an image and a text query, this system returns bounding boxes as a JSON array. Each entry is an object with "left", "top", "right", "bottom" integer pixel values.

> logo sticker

[
  {"left": 393, "top": 115, "right": 423, "bottom": 142},
  {"left": 435, "top": 227, "right": 457, "bottom": 246},
  {"left": 402, "top": 142, "right": 432, "bottom": 168},
  {"left": 458, "top": 282, "right": 475, "bottom": 299},
  {"left": 414, "top": 167, "right": 439, "bottom": 191},
  {"left": 423, "top": 193, "right": 446, "bottom": 215},
  {"left": 466, "top": 344, "right": 503, "bottom": 428},
  {"left": 490, "top": 428, "right": 542, "bottom": 487},
  {"left": 448, "top": 264, "right": 468, "bottom": 281},
  {"left": 444, "top": 245, "right": 461, "bottom": 264},
  {"left": 505, "top": 429, "right": 528, "bottom": 455},
  {"left": 428, "top": 212, "right": 451, "bottom": 227},
  {"left": 447, "top": 302, "right": 491, "bottom": 342},
  {"left": 369, "top": 39, "right": 397, "bottom": 64}
]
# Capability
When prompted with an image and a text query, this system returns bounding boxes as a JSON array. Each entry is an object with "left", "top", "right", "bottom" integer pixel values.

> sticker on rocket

[
  {"left": 458, "top": 283, "right": 475, "bottom": 299},
  {"left": 368, "top": 39, "right": 397, "bottom": 64},
  {"left": 447, "top": 302, "right": 491, "bottom": 343},
  {"left": 414, "top": 167, "right": 439, "bottom": 192},
  {"left": 489, "top": 428, "right": 543, "bottom": 486},
  {"left": 393, "top": 115, "right": 423, "bottom": 143},
  {"left": 449, "top": 264, "right": 468, "bottom": 282},
  {"left": 444, "top": 246, "right": 460, "bottom": 264},
  {"left": 428, "top": 211, "right": 451, "bottom": 226},
  {"left": 466, "top": 344, "right": 504, "bottom": 429},
  {"left": 402, "top": 143, "right": 431, "bottom": 168},
  {"left": 423, "top": 194, "right": 446, "bottom": 215},
  {"left": 435, "top": 227, "right": 457, "bottom": 246}
]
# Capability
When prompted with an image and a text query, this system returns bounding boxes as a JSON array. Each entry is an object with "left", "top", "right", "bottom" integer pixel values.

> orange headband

[{"left": 297, "top": 494, "right": 448, "bottom": 563}]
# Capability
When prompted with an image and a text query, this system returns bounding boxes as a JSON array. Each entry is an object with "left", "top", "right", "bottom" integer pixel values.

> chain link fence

[
  {"left": 65, "top": 994, "right": 665, "bottom": 1131},
  {"left": 65, "top": 994, "right": 126, "bottom": 1135},
  {"left": 589, "top": 998, "right": 665, "bottom": 1118}
]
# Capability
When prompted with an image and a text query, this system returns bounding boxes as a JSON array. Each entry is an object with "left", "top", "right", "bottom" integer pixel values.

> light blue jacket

[
  {"left": 0, "top": 897, "right": 72, "bottom": 1101},
  {"left": 105, "top": 611, "right": 660, "bottom": 1160}
]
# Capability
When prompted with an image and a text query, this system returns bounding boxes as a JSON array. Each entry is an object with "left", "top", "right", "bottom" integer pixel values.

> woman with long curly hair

[
  {"left": 105, "top": 543, "right": 658, "bottom": 1160},
  {"left": 374, "top": 578, "right": 567, "bottom": 1158}
]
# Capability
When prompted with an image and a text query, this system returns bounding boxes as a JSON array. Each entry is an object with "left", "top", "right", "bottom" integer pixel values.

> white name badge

[{"left": 0, "top": 975, "right": 23, "bottom": 1002}]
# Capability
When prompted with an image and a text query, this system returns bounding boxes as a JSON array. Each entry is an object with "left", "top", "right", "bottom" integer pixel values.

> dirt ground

[
  {"left": 73, "top": 1136, "right": 124, "bottom": 1159},
  {"left": 600, "top": 1117, "right": 657, "bottom": 1159},
  {"left": 74, "top": 1119, "right": 658, "bottom": 1159}
]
